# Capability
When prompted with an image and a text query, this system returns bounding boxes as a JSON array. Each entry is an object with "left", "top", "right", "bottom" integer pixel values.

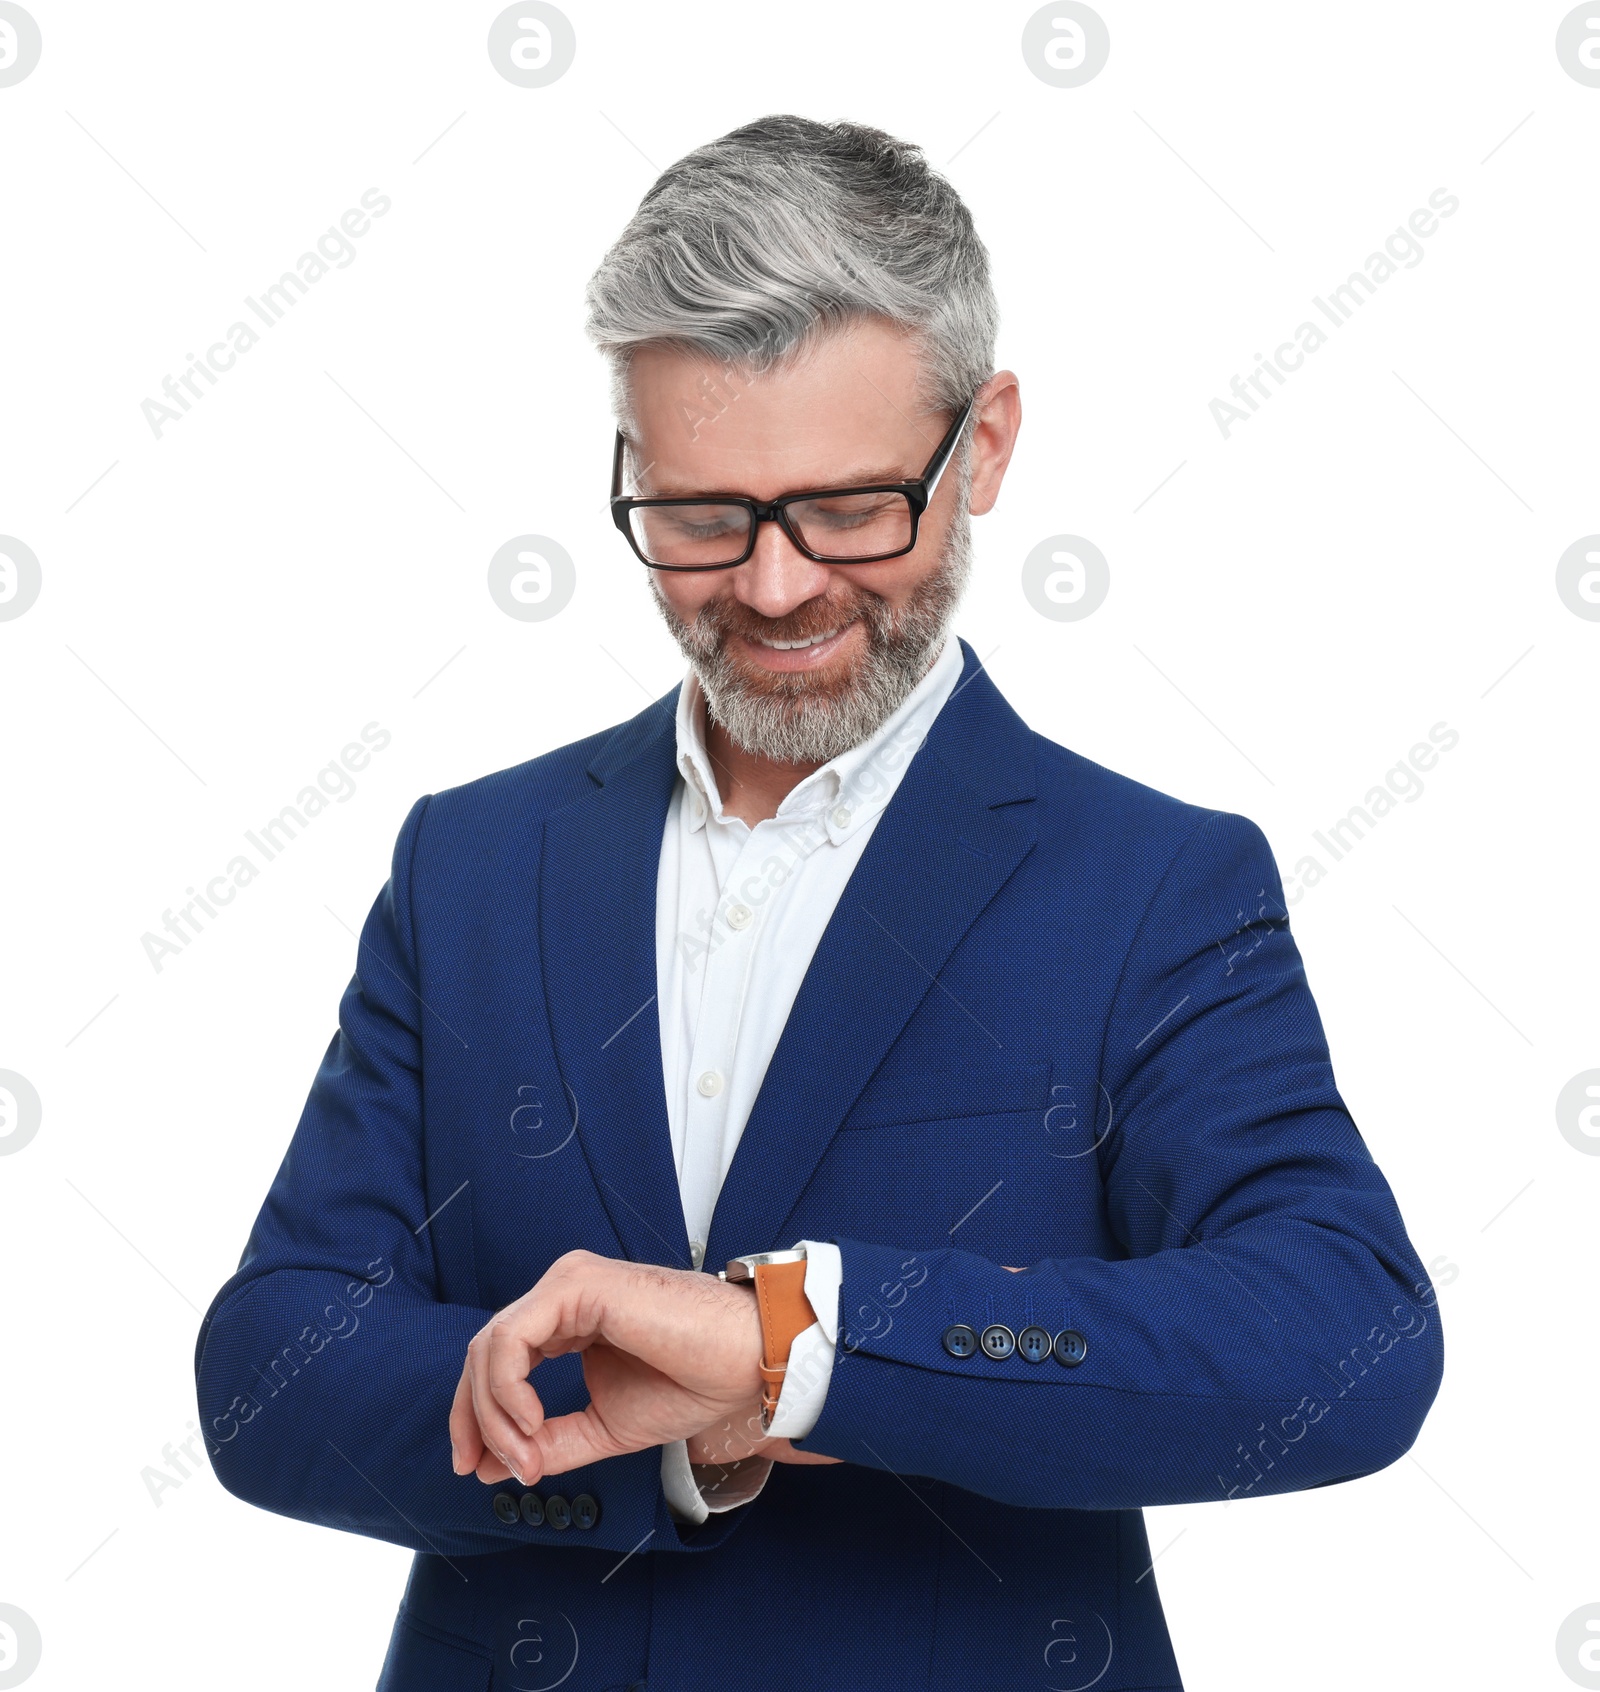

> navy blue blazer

[{"left": 195, "top": 639, "right": 1444, "bottom": 1692}]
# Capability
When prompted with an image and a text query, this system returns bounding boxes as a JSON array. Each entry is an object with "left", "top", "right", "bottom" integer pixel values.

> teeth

[{"left": 756, "top": 626, "right": 842, "bottom": 651}]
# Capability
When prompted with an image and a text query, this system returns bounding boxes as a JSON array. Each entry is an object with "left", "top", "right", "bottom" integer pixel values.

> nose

[{"left": 731, "top": 517, "right": 834, "bottom": 620}]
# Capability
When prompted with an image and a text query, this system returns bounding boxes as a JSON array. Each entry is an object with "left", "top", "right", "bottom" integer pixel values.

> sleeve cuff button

[
  {"left": 980, "top": 1323, "right": 1016, "bottom": 1359},
  {"left": 942, "top": 1323, "right": 978, "bottom": 1358},
  {"left": 1019, "top": 1324, "right": 1053, "bottom": 1362},
  {"left": 1053, "top": 1329, "right": 1088, "bottom": 1366}
]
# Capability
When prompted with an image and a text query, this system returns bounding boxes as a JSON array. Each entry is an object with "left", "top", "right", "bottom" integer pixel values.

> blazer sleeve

[
  {"left": 193, "top": 793, "right": 738, "bottom": 1558},
  {"left": 790, "top": 810, "right": 1445, "bottom": 1511}
]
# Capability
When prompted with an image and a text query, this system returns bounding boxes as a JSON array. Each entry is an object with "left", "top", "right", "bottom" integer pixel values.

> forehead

[{"left": 625, "top": 318, "right": 941, "bottom": 499}]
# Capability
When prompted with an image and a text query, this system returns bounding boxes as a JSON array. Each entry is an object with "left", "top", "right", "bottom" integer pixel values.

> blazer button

[
  {"left": 492, "top": 1491, "right": 520, "bottom": 1525},
  {"left": 520, "top": 1492, "right": 545, "bottom": 1526},
  {"left": 1053, "top": 1328, "right": 1088, "bottom": 1367},
  {"left": 980, "top": 1323, "right": 1015, "bottom": 1359},
  {"left": 572, "top": 1492, "right": 600, "bottom": 1530},
  {"left": 942, "top": 1323, "right": 978, "bottom": 1358},
  {"left": 1018, "top": 1324, "right": 1053, "bottom": 1363},
  {"left": 545, "top": 1493, "right": 572, "bottom": 1530}
]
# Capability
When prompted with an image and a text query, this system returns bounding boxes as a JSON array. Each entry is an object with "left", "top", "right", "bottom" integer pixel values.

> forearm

[
  {"left": 196, "top": 1267, "right": 684, "bottom": 1557},
  {"left": 791, "top": 1233, "right": 1444, "bottom": 1511}
]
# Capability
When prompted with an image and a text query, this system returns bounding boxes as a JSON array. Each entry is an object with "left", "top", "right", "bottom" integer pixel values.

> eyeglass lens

[{"left": 627, "top": 490, "right": 914, "bottom": 566}]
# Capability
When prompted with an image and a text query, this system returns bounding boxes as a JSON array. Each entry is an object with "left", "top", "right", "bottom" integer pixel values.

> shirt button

[
  {"left": 831, "top": 805, "right": 852, "bottom": 829},
  {"left": 726, "top": 903, "right": 752, "bottom": 930},
  {"left": 689, "top": 1239, "right": 705, "bottom": 1268},
  {"left": 697, "top": 1070, "right": 723, "bottom": 1098}
]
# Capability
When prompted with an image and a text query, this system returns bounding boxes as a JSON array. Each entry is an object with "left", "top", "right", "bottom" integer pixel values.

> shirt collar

[{"left": 674, "top": 632, "right": 963, "bottom": 841}]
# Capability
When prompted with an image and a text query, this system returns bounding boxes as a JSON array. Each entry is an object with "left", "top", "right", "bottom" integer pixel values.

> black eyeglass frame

[{"left": 608, "top": 392, "right": 978, "bottom": 571}]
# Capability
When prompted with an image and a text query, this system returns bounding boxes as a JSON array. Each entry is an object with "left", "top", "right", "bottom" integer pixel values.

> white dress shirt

[{"left": 654, "top": 631, "right": 965, "bottom": 1525}]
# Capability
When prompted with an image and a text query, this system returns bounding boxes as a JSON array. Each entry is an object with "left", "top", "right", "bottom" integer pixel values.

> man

[{"left": 196, "top": 115, "right": 1444, "bottom": 1692}]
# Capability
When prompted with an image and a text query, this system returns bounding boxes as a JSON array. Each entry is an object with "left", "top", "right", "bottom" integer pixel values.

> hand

[
  {"left": 450, "top": 1249, "right": 771, "bottom": 1486},
  {"left": 685, "top": 1397, "right": 842, "bottom": 1467}
]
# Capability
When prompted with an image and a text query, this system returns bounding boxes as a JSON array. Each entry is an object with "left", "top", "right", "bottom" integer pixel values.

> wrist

[
  {"left": 720, "top": 1249, "right": 817, "bottom": 1433},
  {"left": 686, "top": 1395, "right": 767, "bottom": 1465}
]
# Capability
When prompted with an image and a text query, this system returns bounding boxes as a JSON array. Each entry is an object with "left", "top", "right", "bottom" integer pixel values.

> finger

[
  {"left": 459, "top": 1371, "right": 515, "bottom": 1486},
  {"left": 485, "top": 1317, "right": 550, "bottom": 1443},
  {"left": 448, "top": 1364, "right": 483, "bottom": 1475},
  {"left": 467, "top": 1327, "right": 540, "bottom": 1483},
  {"left": 475, "top": 1447, "right": 515, "bottom": 1485},
  {"left": 768, "top": 1442, "right": 844, "bottom": 1466}
]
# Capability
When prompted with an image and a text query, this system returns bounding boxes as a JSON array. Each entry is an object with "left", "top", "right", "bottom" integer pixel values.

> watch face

[{"left": 724, "top": 1248, "right": 807, "bottom": 1282}]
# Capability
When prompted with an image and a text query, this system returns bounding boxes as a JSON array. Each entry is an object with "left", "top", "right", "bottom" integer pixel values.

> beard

[{"left": 650, "top": 471, "right": 974, "bottom": 767}]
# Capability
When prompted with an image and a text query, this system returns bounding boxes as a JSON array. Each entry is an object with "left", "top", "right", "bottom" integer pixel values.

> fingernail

[
  {"left": 515, "top": 1416, "right": 535, "bottom": 1438},
  {"left": 450, "top": 1439, "right": 461, "bottom": 1474}
]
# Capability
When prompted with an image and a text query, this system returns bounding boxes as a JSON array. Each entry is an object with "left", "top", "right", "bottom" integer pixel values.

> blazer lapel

[
  {"left": 539, "top": 642, "right": 1039, "bottom": 1276},
  {"left": 538, "top": 692, "right": 696, "bottom": 1270},
  {"left": 702, "top": 641, "right": 1039, "bottom": 1270}
]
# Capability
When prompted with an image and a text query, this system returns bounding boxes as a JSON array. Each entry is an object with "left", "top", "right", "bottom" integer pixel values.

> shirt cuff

[
  {"left": 661, "top": 1438, "right": 775, "bottom": 1523},
  {"left": 763, "top": 1239, "right": 841, "bottom": 1440},
  {"left": 661, "top": 1438, "right": 708, "bottom": 1525}
]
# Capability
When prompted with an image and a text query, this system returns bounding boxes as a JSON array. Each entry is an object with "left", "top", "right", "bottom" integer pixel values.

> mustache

[{"left": 681, "top": 585, "right": 888, "bottom": 652}]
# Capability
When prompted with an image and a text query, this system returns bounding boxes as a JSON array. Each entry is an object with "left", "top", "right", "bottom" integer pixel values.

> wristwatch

[{"left": 718, "top": 1248, "right": 815, "bottom": 1432}]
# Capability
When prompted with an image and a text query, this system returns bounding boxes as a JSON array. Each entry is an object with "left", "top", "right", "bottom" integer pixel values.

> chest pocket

[
  {"left": 839, "top": 1059, "right": 1052, "bottom": 1130},
  {"left": 794, "top": 1059, "right": 1105, "bottom": 1262}
]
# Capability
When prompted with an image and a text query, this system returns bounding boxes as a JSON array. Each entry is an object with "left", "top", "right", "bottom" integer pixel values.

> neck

[{"left": 701, "top": 718, "right": 823, "bottom": 827}]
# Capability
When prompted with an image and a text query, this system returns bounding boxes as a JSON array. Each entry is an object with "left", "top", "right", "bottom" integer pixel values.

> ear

[{"left": 966, "top": 372, "right": 1022, "bottom": 517}]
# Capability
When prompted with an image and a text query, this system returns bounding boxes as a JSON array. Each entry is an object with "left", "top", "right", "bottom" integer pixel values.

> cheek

[
  {"left": 867, "top": 553, "right": 946, "bottom": 616},
  {"left": 653, "top": 574, "right": 718, "bottom": 622},
  {"left": 903, "top": 499, "right": 958, "bottom": 569},
  {"left": 840, "top": 555, "right": 930, "bottom": 612}
]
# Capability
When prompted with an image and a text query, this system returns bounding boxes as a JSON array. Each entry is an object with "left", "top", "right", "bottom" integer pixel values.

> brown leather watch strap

[{"left": 752, "top": 1258, "right": 816, "bottom": 1425}]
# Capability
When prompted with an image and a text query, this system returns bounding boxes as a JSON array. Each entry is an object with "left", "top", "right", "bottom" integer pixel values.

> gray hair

[{"left": 583, "top": 114, "right": 998, "bottom": 454}]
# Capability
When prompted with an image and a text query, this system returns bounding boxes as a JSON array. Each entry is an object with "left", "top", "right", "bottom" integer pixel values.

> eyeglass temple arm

[{"left": 920, "top": 395, "right": 977, "bottom": 505}]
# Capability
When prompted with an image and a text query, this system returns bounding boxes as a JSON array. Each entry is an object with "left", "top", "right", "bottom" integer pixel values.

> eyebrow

[{"left": 636, "top": 462, "right": 910, "bottom": 499}]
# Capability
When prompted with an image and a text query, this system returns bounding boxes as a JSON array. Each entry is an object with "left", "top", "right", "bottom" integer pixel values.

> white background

[{"left": 2, "top": 2, "right": 1596, "bottom": 1688}]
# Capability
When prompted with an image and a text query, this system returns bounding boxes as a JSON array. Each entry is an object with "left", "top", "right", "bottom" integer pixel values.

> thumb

[
  {"left": 526, "top": 1403, "right": 631, "bottom": 1478},
  {"left": 523, "top": 1345, "right": 686, "bottom": 1478}
]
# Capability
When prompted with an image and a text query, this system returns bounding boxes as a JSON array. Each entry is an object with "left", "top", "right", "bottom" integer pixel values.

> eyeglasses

[{"left": 608, "top": 393, "right": 977, "bottom": 571}]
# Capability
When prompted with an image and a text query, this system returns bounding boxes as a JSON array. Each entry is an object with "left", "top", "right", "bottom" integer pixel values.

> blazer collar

[
  {"left": 586, "top": 638, "right": 1035, "bottom": 804},
  {"left": 670, "top": 632, "right": 967, "bottom": 841}
]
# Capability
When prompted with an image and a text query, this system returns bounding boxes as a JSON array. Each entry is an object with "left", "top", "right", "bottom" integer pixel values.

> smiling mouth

[{"left": 751, "top": 625, "right": 845, "bottom": 651}]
